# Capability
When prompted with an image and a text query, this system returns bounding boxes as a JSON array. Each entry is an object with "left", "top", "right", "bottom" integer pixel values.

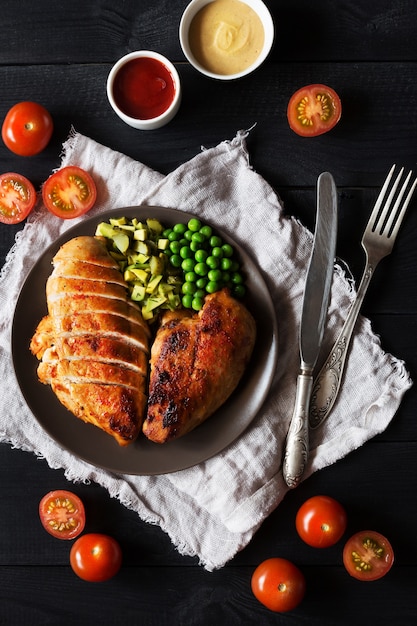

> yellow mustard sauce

[{"left": 188, "top": 0, "right": 265, "bottom": 75}]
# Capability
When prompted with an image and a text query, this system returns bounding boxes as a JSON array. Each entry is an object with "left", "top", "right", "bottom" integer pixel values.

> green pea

[
  {"left": 210, "top": 235, "right": 222, "bottom": 247},
  {"left": 206, "top": 281, "right": 220, "bottom": 294},
  {"left": 208, "top": 269, "right": 222, "bottom": 282},
  {"left": 195, "top": 249, "right": 208, "bottom": 262},
  {"left": 169, "top": 241, "right": 181, "bottom": 254},
  {"left": 181, "top": 257, "right": 196, "bottom": 272},
  {"left": 220, "top": 257, "right": 233, "bottom": 271},
  {"left": 199, "top": 224, "right": 212, "bottom": 238},
  {"left": 173, "top": 223, "right": 187, "bottom": 234},
  {"left": 194, "top": 262, "right": 208, "bottom": 276},
  {"left": 233, "top": 284, "right": 246, "bottom": 298},
  {"left": 162, "top": 228, "right": 173, "bottom": 238},
  {"left": 188, "top": 218, "right": 202, "bottom": 232},
  {"left": 232, "top": 272, "right": 244, "bottom": 284},
  {"left": 180, "top": 246, "right": 193, "bottom": 259},
  {"left": 182, "top": 294, "right": 193, "bottom": 308},
  {"left": 191, "top": 232, "right": 206, "bottom": 244},
  {"left": 185, "top": 271, "right": 197, "bottom": 282},
  {"left": 190, "top": 239, "right": 202, "bottom": 252},
  {"left": 184, "top": 229, "right": 193, "bottom": 241},
  {"left": 196, "top": 277, "right": 207, "bottom": 289},
  {"left": 195, "top": 289, "right": 206, "bottom": 300},
  {"left": 206, "top": 256, "right": 219, "bottom": 269},
  {"left": 221, "top": 243, "right": 233, "bottom": 258},
  {"left": 211, "top": 246, "right": 223, "bottom": 258},
  {"left": 168, "top": 230, "right": 181, "bottom": 241},
  {"left": 191, "top": 297, "right": 204, "bottom": 311},
  {"left": 170, "top": 254, "right": 182, "bottom": 268},
  {"left": 182, "top": 282, "right": 196, "bottom": 295}
]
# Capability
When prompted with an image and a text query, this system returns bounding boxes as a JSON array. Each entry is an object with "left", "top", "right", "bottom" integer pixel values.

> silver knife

[{"left": 283, "top": 172, "right": 338, "bottom": 489}]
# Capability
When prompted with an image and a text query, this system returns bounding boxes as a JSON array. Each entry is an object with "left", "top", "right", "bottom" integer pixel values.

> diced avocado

[
  {"left": 124, "top": 269, "right": 138, "bottom": 282},
  {"left": 146, "top": 274, "right": 163, "bottom": 294},
  {"left": 133, "top": 228, "right": 148, "bottom": 241},
  {"left": 95, "top": 222, "right": 116, "bottom": 238},
  {"left": 149, "top": 255, "right": 165, "bottom": 275},
  {"left": 134, "top": 240, "right": 152, "bottom": 255},
  {"left": 113, "top": 232, "right": 130, "bottom": 254},
  {"left": 146, "top": 218, "right": 164, "bottom": 234},
  {"left": 109, "top": 217, "right": 127, "bottom": 226},
  {"left": 157, "top": 238, "right": 169, "bottom": 250},
  {"left": 131, "top": 284, "right": 146, "bottom": 301},
  {"left": 143, "top": 294, "right": 167, "bottom": 311},
  {"left": 129, "top": 268, "right": 149, "bottom": 283}
]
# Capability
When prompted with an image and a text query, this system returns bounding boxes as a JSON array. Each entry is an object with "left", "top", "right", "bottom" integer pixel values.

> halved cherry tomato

[
  {"left": 296, "top": 495, "right": 347, "bottom": 548},
  {"left": 42, "top": 165, "right": 97, "bottom": 219},
  {"left": 287, "top": 84, "right": 342, "bottom": 137},
  {"left": 0, "top": 172, "right": 36, "bottom": 224},
  {"left": 2, "top": 101, "right": 53, "bottom": 156},
  {"left": 70, "top": 533, "right": 122, "bottom": 582},
  {"left": 39, "top": 490, "right": 85, "bottom": 540},
  {"left": 343, "top": 530, "right": 394, "bottom": 581},
  {"left": 251, "top": 558, "right": 306, "bottom": 612}
]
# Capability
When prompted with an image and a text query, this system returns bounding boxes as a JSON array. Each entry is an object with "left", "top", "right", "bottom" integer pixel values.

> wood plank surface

[{"left": 1, "top": 0, "right": 417, "bottom": 624}]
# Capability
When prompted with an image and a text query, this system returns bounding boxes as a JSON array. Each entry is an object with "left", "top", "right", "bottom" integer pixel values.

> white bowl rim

[
  {"left": 106, "top": 50, "right": 182, "bottom": 127},
  {"left": 179, "top": 0, "right": 275, "bottom": 81}
]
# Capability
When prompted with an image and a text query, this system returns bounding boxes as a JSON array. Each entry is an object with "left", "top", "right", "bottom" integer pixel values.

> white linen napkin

[{"left": 0, "top": 130, "right": 412, "bottom": 570}]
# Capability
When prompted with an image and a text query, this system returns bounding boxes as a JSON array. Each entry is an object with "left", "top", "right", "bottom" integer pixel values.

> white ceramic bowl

[
  {"left": 106, "top": 50, "right": 181, "bottom": 130},
  {"left": 179, "top": 0, "right": 274, "bottom": 80}
]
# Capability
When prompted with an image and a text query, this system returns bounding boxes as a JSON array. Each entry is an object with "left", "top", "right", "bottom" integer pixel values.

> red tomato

[
  {"left": 2, "top": 101, "right": 53, "bottom": 156},
  {"left": 39, "top": 490, "right": 85, "bottom": 540},
  {"left": 0, "top": 172, "right": 36, "bottom": 224},
  {"left": 42, "top": 166, "right": 97, "bottom": 219},
  {"left": 70, "top": 533, "right": 122, "bottom": 582},
  {"left": 296, "top": 495, "right": 347, "bottom": 548},
  {"left": 343, "top": 530, "right": 394, "bottom": 581},
  {"left": 287, "top": 84, "right": 342, "bottom": 137},
  {"left": 251, "top": 558, "right": 306, "bottom": 613}
]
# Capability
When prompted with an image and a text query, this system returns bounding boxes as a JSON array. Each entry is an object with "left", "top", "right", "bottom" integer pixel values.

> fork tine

[
  {"left": 368, "top": 164, "right": 396, "bottom": 229},
  {"left": 389, "top": 173, "right": 417, "bottom": 239},
  {"left": 382, "top": 169, "right": 412, "bottom": 235},
  {"left": 372, "top": 166, "right": 404, "bottom": 234}
]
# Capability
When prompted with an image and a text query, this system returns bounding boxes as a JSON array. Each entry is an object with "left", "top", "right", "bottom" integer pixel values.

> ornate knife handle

[
  {"left": 309, "top": 261, "right": 376, "bottom": 429},
  {"left": 283, "top": 372, "right": 313, "bottom": 488}
]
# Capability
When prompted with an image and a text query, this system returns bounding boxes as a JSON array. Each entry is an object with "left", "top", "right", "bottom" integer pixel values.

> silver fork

[{"left": 309, "top": 165, "right": 417, "bottom": 429}]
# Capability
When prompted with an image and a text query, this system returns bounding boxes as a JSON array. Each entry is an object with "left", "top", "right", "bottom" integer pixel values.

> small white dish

[
  {"left": 106, "top": 50, "right": 181, "bottom": 130},
  {"left": 179, "top": 0, "right": 274, "bottom": 80}
]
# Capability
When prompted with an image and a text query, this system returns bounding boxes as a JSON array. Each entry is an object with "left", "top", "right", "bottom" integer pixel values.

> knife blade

[{"left": 283, "top": 171, "right": 338, "bottom": 488}]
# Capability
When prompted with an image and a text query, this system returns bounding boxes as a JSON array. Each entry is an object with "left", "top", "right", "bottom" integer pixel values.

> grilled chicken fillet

[
  {"left": 143, "top": 288, "right": 256, "bottom": 443},
  {"left": 30, "top": 236, "right": 150, "bottom": 446}
]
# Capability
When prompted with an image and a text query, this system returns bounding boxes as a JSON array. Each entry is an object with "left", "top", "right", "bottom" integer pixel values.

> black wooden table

[{"left": 1, "top": 1, "right": 417, "bottom": 624}]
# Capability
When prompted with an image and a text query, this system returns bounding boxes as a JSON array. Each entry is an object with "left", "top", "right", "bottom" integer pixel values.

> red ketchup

[{"left": 112, "top": 57, "right": 176, "bottom": 120}]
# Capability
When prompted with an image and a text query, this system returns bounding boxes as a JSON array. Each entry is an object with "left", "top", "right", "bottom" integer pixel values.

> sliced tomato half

[
  {"left": 343, "top": 530, "right": 394, "bottom": 581},
  {"left": 0, "top": 172, "right": 36, "bottom": 224},
  {"left": 42, "top": 165, "right": 97, "bottom": 219},
  {"left": 39, "top": 489, "right": 86, "bottom": 540},
  {"left": 287, "top": 84, "right": 342, "bottom": 137}
]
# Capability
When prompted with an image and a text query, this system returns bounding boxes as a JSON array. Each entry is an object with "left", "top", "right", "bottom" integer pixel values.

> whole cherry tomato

[
  {"left": 2, "top": 101, "right": 53, "bottom": 156},
  {"left": 42, "top": 166, "right": 97, "bottom": 219},
  {"left": 296, "top": 495, "right": 348, "bottom": 548},
  {"left": 287, "top": 84, "right": 341, "bottom": 137},
  {"left": 39, "top": 490, "right": 85, "bottom": 540},
  {"left": 251, "top": 558, "right": 306, "bottom": 612},
  {"left": 343, "top": 530, "right": 394, "bottom": 581},
  {"left": 70, "top": 533, "right": 122, "bottom": 582},
  {"left": 0, "top": 172, "right": 36, "bottom": 224}
]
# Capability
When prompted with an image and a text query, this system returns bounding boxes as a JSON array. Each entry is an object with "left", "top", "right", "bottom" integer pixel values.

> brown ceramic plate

[{"left": 12, "top": 206, "right": 278, "bottom": 475}]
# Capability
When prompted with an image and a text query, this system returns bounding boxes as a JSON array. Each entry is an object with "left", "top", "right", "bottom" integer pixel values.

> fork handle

[{"left": 309, "top": 259, "right": 378, "bottom": 429}]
